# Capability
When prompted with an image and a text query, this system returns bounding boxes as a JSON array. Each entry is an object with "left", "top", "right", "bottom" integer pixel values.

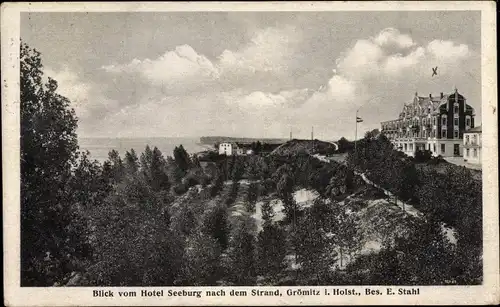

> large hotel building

[{"left": 381, "top": 89, "right": 475, "bottom": 157}]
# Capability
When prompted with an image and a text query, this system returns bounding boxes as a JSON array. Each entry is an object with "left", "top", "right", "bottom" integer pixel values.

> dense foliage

[
  {"left": 20, "top": 44, "right": 482, "bottom": 287},
  {"left": 346, "top": 133, "right": 482, "bottom": 284}
]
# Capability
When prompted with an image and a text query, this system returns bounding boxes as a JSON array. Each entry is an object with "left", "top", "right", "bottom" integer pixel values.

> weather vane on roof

[{"left": 432, "top": 66, "right": 438, "bottom": 77}]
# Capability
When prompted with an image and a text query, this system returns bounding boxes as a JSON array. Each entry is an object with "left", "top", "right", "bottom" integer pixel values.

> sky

[{"left": 21, "top": 11, "right": 481, "bottom": 140}]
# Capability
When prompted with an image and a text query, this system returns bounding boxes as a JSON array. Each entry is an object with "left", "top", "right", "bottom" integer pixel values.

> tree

[
  {"left": 256, "top": 201, "right": 286, "bottom": 281},
  {"left": 251, "top": 141, "right": 262, "bottom": 154},
  {"left": 231, "top": 157, "right": 245, "bottom": 181},
  {"left": 294, "top": 200, "right": 338, "bottom": 283},
  {"left": 337, "top": 137, "right": 353, "bottom": 153},
  {"left": 149, "top": 147, "right": 170, "bottom": 191},
  {"left": 140, "top": 145, "right": 153, "bottom": 174},
  {"left": 179, "top": 233, "right": 223, "bottom": 285},
  {"left": 71, "top": 151, "right": 111, "bottom": 210},
  {"left": 245, "top": 155, "right": 268, "bottom": 180},
  {"left": 247, "top": 182, "right": 259, "bottom": 209},
  {"left": 277, "top": 174, "right": 296, "bottom": 220},
  {"left": 364, "top": 129, "right": 380, "bottom": 140},
  {"left": 124, "top": 149, "right": 139, "bottom": 174},
  {"left": 200, "top": 205, "right": 230, "bottom": 250},
  {"left": 173, "top": 145, "right": 192, "bottom": 172},
  {"left": 108, "top": 149, "right": 125, "bottom": 182},
  {"left": 166, "top": 156, "right": 184, "bottom": 184},
  {"left": 329, "top": 201, "right": 363, "bottom": 269},
  {"left": 227, "top": 219, "right": 257, "bottom": 285},
  {"left": 416, "top": 165, "right": 482, "bottom": 284},
  {"left": 85, "top": 177, "right": 183, "bottom": 286},
  {"left": 20, "top": 42, "right": 85, "bottom": 286},
  {"left": 191, "top": 154, "right": 201, "bottom": 168},
  {"left": 210, "top": 170, "right": 225, "bottom": 197},
  {"left": 414, "top": 149, "right": 433, "bottom": 163},
  {"left": 397, "top": 163, "right": 419, "bottom": 202}
]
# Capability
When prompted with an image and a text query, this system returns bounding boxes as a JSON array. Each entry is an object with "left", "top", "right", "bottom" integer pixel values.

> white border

[{"left": 2, "top": 2, "right": 498, "bottom": 306}]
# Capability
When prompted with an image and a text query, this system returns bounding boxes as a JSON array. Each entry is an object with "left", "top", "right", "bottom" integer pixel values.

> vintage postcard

[{"left": 2, "top": 1, "right": 499, "bottom": 306}]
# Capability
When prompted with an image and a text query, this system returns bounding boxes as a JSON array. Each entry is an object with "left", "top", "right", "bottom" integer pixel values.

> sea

[{"left": 78, "top": 137, "right": 212, "bottom": 163}]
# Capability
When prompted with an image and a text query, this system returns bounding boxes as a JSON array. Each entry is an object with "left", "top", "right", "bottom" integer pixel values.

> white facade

[
  {"left": 382, "top": 89, "right": 475, "bottom": 158},
  {"left": 392, "top": 138, "right": 463, "bottom": 157},
  {"left": 218, "top": 143, "right": 244, "bottom": 156},
  {"left": 218, "top": 143, "right": 233, "bottom": 155},
  {"left": 463, "top": 127, "right": 482, "bottom": 164}
]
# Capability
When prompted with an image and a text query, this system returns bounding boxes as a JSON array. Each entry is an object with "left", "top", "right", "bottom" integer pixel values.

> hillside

[{"left": 271, "top": 139, "right": 338, "bottom": 156}]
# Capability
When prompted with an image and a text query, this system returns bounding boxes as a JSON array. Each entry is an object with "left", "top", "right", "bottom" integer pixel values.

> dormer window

[
  {"left": 454, "top": 103, "right": 459, "bottom": 114},
  {"left": 442, "top": 115, "right": 447, "bottom": 126}
]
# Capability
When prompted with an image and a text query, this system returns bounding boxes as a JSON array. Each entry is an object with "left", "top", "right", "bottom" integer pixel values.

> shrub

[
  {"left": 173, "top": 183, "right": 188, "bottom": 195},
  {"left": 414, "top": 150, "right": 433, "bottom": 163}
]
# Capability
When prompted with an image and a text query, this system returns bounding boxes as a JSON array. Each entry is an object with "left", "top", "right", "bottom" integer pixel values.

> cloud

[
  {"left": 426, "top": 40, "right": 470, "bottom": 60},
  {"left": 45, "top": 66, "right": 119, "bottom": 121},
  {"left": 309, "top": 27, "right": 474, "bottom": 105},
  {"left": 75, "top": 26, "right": 478, "bottom": 140},
  {"left": 286, "top": 28, "right": 477, "bottom": 139},
  {"left": 101, "top": 45, "right": 220, "bottom": 86},
  {"left": 219, "top": 26, "right": 301, "bottom": 74},
  {"left": 373, "top": 28, "right": 415, "bottom": 49},
  {"left": 228, "top": 88, "right": 314, "bottom": 111},
  {"left": 101, "top": 25, "right": 302, "bottom": 92},
  {"left": 335, "top": 28, "right": 471, "bottom": 81},
  {"left": 44, "top": 66, "right": 91, "bottom": 109}
]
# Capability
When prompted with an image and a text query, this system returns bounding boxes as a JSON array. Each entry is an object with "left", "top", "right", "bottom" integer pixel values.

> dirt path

[{"left": 313, "top": 154, "right": 457, "bottom": 245}]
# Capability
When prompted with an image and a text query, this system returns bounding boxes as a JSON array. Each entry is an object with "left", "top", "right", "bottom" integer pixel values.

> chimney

[{"left": 440, "top": 92, "right": 444, "bottom": 99}]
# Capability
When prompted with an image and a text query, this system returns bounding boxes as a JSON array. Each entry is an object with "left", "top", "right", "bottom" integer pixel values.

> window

[
  {"left": 404, "top": 144, "right": 408, "bottom": 151},
  {"left": 442, "top": 116, "right": 447, "bottom": 126},
  {"left": 454, "top": 130, "right": 459, "bottom": 138},
  {"left": 466, "top": 117, "right": 471, "bottom": 127},
  {"left": 466, "top": 148, "right": 470, "bottom": 157},
  {"left": 466, "top": 135, "right": 470, "bottom": 144},
  {"left": 473, "top": 148, "right": 477, "bottom": 157},
  {"left": 454, "top": 118, "right": 459, "bottom": 126},
  {"left": 441, "top": 144, "right": 446, "bottom": 153},
  {"left": 441, "top": 129, "right": 447, "bottom": 138},
  {"left": 473, "top": 135, "right": 477, "bottom": 144},
  {"left": 454, "top": 104, "right": 459, "bottom": 114},
  {"left": 433, "top": 144, "right": 436, "bottom": 152},
  {"left": 409, "top": 144, "right": 413, "bottom": 151}
]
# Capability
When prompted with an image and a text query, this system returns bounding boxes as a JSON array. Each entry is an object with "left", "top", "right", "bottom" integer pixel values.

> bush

[
  {"left": 173, "top": 183, "right": 188, "bottom": 195},
  {"left": 414, "top": 150, "right": 433, "bottom": 163},
  {"left": 184, "top": 175, "right": 200, "bottom": 187}
]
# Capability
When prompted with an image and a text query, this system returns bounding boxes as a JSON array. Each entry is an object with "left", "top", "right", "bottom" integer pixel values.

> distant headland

[{"left": 199, "top": 136, "right": 288, "bottom": 145}]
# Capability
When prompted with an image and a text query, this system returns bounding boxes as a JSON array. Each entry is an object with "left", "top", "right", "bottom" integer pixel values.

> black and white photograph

[{"left": 2, "top": 2, "right": 498, "bottom": 306}]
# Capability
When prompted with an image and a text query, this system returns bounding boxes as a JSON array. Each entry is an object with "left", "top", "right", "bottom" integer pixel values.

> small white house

[
  {"left": 463, "top": 126, "right": 482, "bottom": 165},
  {"left": 219, "top": 142, "right": 234, "bottom": 155}
]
